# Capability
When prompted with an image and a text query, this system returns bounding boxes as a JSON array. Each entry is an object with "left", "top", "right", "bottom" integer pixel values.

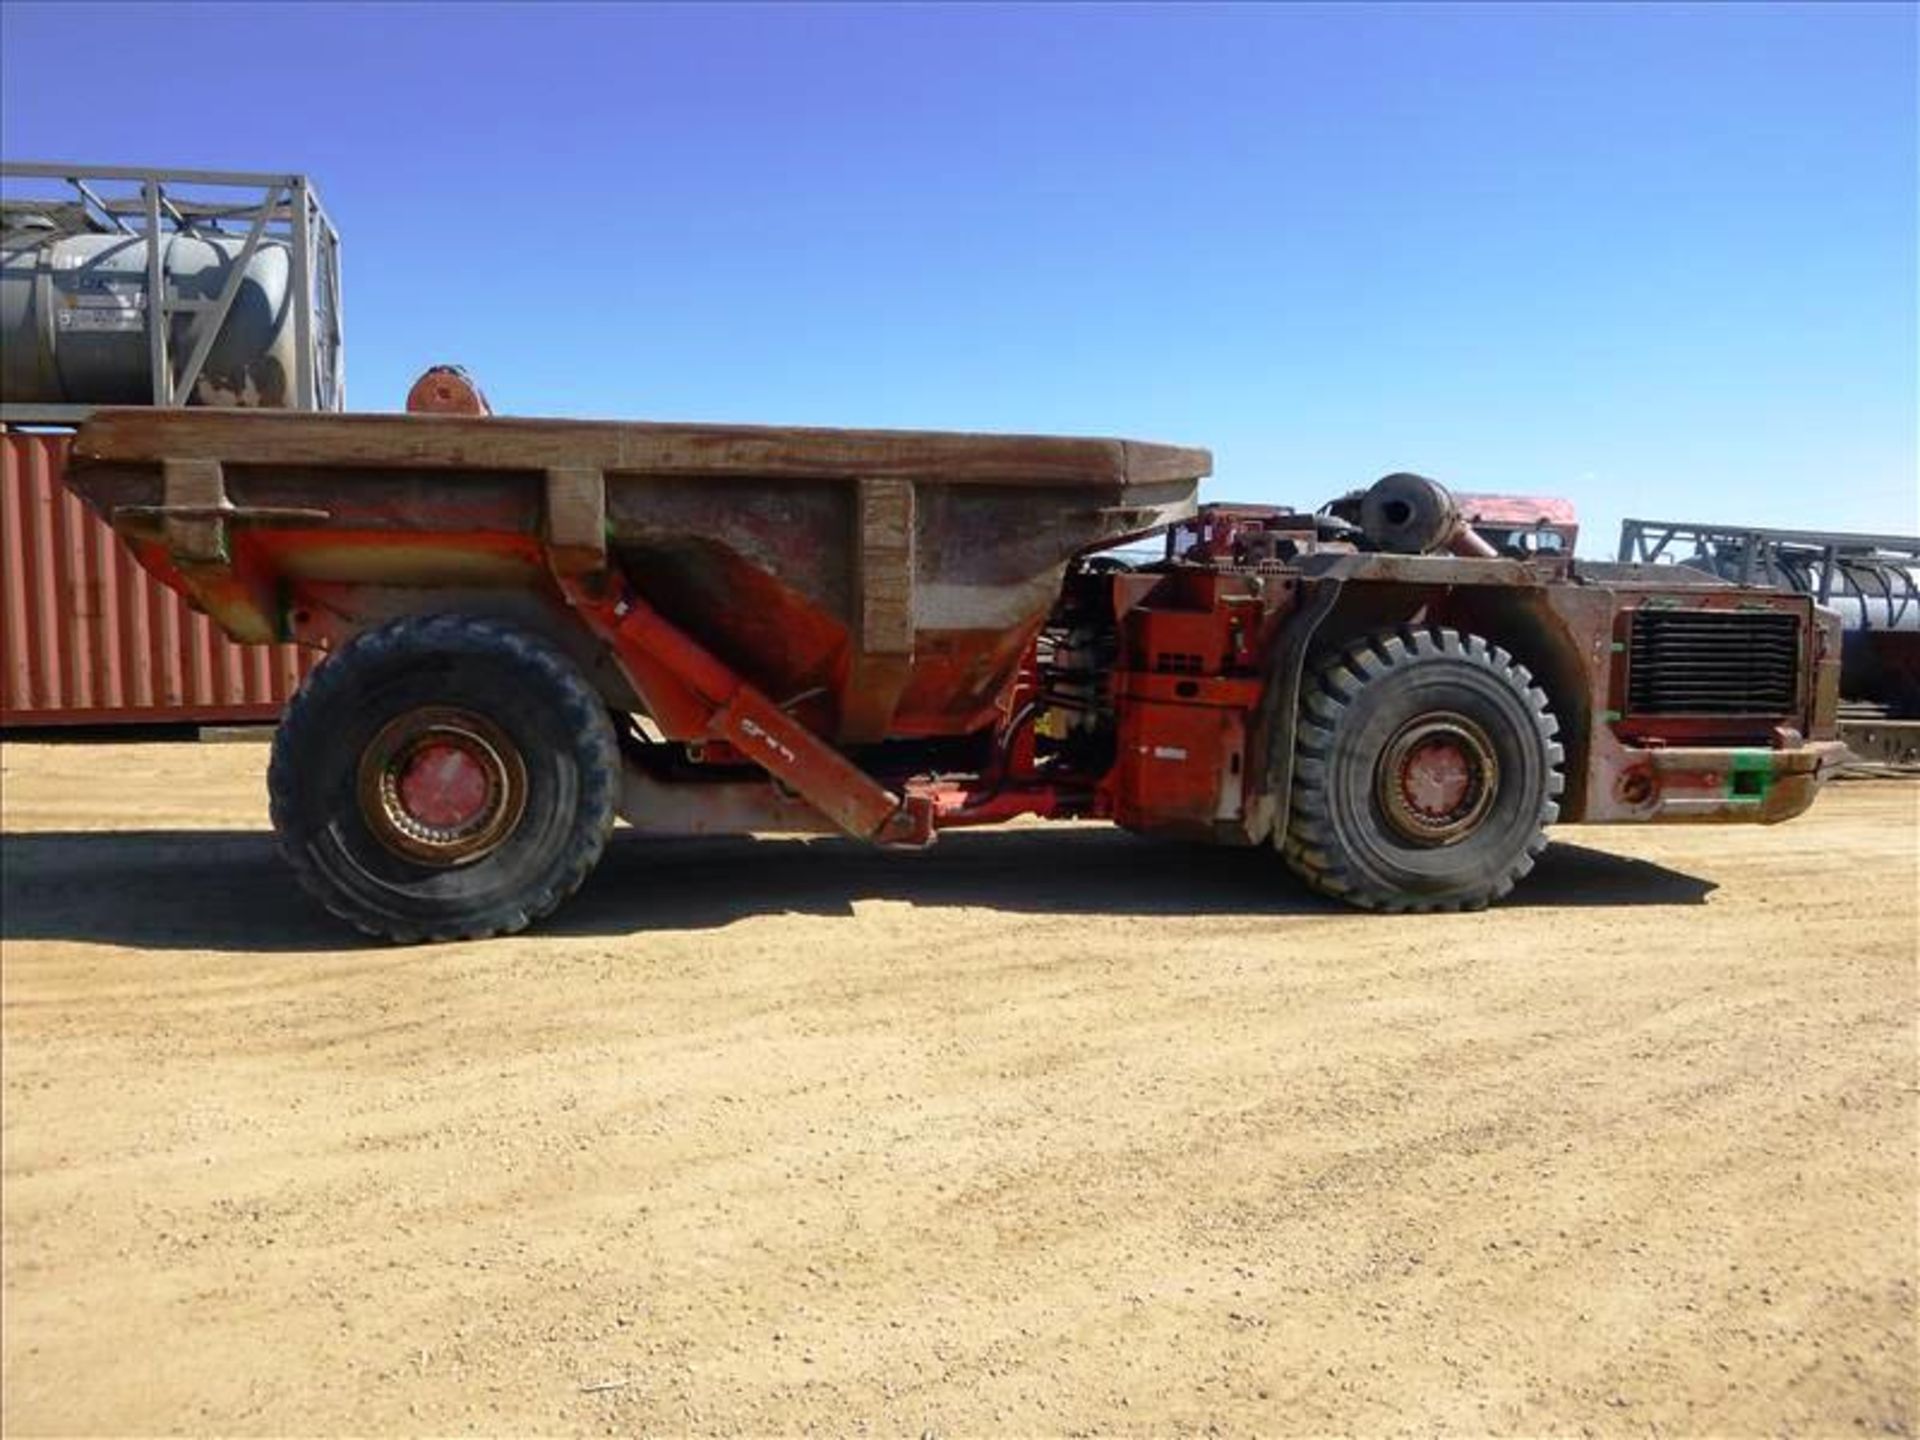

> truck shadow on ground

[{"left": 1, "top": 825, "right": 1717, "bottom": 953}]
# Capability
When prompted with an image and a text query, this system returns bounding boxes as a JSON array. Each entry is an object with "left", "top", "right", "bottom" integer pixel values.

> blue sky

[{"left": 3, "top": 2, "right": 1914, "bottom": 551}]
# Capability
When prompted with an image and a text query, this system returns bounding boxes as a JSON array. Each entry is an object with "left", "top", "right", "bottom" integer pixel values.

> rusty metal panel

[{"left": 1, "top": 430, "right": 316, "bottom": 726}]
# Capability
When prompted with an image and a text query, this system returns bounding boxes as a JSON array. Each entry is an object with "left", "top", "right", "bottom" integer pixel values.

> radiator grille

[{"left": 1626, "top": 608, "right": 1800, "bottom": 715}]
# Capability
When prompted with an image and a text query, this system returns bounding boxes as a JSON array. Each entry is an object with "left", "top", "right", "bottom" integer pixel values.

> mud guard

[{"left": 1245, "top": 577, "right": 1345, "bottom": 846}]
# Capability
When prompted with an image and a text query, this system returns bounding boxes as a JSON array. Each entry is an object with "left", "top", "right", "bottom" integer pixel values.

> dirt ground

[{"left": 1, "top": 739, "right": 1914, "bottom": 1438}]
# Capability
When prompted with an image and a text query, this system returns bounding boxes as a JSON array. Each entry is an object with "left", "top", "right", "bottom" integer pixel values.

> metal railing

[{"left": 1618, "top": 517, "right": 1920, "bottom": 605}]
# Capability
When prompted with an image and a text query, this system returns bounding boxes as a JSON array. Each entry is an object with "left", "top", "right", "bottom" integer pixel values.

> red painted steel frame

[{"left": 559, "top": 576, "right": 937, "bottom": 846}]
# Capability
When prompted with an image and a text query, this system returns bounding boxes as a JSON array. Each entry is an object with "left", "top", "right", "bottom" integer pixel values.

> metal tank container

[
  {"left": 2, "top": 226, "right": 302, "bottom": 407},
  {"left": 0, "top": 163, "right": 343, "bottom": 417}
]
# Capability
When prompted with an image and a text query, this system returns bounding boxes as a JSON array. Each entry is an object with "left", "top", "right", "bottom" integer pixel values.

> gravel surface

[{"left": 2, "top": 741, "right": 1914, "bottom": 1436}]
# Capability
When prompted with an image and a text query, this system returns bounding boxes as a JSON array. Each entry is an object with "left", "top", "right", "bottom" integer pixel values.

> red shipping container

[{"left": 1, "top": 429, "right": 317, "bottom": 727}]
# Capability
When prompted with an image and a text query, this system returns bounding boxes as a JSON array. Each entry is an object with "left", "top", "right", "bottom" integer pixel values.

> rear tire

[
  {"left": 268, "top": 615, "right": 618, "bottom": 943},
  {"left": 1281, "top": 626, "right": 1563, "bottom": 912}
]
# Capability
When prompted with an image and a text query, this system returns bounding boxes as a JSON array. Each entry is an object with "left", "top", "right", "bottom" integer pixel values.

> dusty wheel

[
  {"left": 1281, "top": 626, "right": 1563, "bottom": 912},
  {"left": 268, "top": 615, "right": 619, "bottom": 943}
]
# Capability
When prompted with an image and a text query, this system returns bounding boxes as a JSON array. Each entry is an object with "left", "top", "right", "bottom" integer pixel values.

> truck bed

[{"left": 65, "top": 409, "right": 1211, "bottom": 744}]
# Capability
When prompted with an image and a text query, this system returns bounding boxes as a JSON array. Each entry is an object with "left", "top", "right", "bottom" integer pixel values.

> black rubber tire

[
  {"left": 1281, "top": 626, "right": 1564, "bottom": 912},
  {"left": 268, "top": 615, "right": 618, "bottom": 943}
]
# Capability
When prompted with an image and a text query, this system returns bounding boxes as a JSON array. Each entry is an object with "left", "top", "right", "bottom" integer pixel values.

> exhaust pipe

[{"left": 1359, "top": 472, "right": 1499, "bottom": 558}]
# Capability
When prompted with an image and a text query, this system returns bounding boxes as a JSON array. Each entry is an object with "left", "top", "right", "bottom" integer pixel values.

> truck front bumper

[{"left": 1614, "top": 740, "right": 1851, "bottom": 824}]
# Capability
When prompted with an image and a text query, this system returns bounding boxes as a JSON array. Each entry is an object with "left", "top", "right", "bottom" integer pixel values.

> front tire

[
  {"left": 1281, "top": 626, "right": 1563, "bottom": 912},
  {"left": 268, "top": 615, "right": 618, "bottom": 943}
]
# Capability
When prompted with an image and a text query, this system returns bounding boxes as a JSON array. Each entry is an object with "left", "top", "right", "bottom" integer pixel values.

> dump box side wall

[{"left": 606, "top": 474, "right": 1196, "bottom": 739}]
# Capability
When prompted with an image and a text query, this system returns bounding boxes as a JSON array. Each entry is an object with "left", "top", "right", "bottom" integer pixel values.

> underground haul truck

[{"left": 63, "top": 407, "right": 1847, "bottom": 941}]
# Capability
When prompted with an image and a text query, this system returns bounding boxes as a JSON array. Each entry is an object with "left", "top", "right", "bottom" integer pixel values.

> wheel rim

[
  {"left": 356, "top": 707, "right": 528, "bottom": 865},
  {"left": 1376, "top": 711, "right": 1500, "bottom": 845}
]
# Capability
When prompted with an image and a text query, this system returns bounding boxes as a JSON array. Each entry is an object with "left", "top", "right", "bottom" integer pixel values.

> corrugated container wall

[{"left": 2, "top": 430, "right": 316, "bottom": 726}]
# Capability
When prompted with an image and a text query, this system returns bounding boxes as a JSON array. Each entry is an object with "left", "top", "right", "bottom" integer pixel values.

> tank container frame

[{"left": 0, "top": 161, "right": 343, "bottom": 421}]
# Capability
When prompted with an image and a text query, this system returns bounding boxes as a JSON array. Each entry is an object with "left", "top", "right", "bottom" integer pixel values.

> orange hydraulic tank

[{"left": 1, "top": 429, "right": 319, "bottom": 726}]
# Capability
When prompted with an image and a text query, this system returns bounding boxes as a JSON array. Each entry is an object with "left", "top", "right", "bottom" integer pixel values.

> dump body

[{"left": 66, "top": 408, "right": 1207, "bottom": 746}]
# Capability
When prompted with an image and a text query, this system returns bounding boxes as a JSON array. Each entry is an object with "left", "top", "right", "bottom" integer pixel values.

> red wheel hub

[
  {"left": 396, "top": 741, "right": 493, "bottom": 830},
  {"left": 1400, "top": 736, "right": 1473, "bottom": 820},
  {"left": 1376, "top": 713, "right": 1500, "bottom": 845},
  {"left": 356, "top": 708, "right": 529, "bottom": 866}
]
